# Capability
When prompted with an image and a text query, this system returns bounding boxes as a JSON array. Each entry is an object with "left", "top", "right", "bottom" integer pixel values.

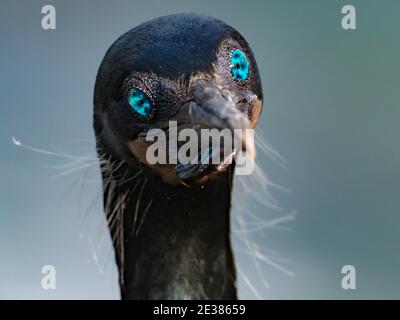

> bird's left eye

[
  {"left": 128, "top": 88, "right": 154, "bottom": 119},
  {"left": 230, "top": 49, "right": 250, "bottom": 81}
]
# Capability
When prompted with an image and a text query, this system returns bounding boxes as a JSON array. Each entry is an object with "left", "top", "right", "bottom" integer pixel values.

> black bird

[{"left": 93, "top": 13, "right": 263, "bottom": 299}]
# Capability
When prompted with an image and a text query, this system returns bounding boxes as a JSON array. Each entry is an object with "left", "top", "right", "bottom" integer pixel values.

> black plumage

[{"left": 93, "top": 13, "right": 263, "bottom": 299}]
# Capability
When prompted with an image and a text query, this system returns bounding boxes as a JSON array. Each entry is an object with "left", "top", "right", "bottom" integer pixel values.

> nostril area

[{"left": 237, "top": 98, "right": 248, "bottom": 104}]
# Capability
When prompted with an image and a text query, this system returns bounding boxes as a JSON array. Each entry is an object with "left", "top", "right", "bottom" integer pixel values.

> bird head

[{"left": 94, "top": 13, "right": 263, "bottom": 186}]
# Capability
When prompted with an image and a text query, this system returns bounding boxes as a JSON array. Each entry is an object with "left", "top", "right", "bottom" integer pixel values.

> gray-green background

[{"left": 1, "top": 0, "right": 399, "bottom": 299}]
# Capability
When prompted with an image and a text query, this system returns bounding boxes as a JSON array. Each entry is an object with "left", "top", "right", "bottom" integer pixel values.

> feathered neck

[{"left": 100, "top": 154, "right": 237, "bottom": 299}]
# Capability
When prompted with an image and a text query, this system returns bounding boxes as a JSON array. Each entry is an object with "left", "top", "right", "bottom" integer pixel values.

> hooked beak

[{"left": 173, "top": 79, "right": 255, "bottom": 182}]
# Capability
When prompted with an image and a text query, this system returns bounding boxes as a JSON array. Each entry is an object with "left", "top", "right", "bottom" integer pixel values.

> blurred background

[{"left": 1, "top": 0, "right": 399, "bottom": 299}]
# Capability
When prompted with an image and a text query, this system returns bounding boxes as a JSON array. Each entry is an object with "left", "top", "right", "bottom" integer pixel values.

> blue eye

[
  {"left": 128, "top": 88, "right": 154, "bottom": 119},
  {"left": 230, "top": 49, "right": 250, "bottom": 81}
]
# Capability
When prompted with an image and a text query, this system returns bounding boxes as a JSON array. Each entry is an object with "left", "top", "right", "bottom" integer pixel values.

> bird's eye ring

[
  {"left": 128, "top": 88, "right": 155, "bottom": 120},
  {"left": 230, "top": 49, "right": 250, "bottom": 81}
]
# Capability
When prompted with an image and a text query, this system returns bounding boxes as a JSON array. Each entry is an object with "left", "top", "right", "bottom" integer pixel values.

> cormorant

[{"left": 93, "top": 13, "right": 263, "bottom": 299}]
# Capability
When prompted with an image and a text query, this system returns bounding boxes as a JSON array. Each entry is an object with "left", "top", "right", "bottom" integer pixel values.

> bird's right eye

[
  {"left": 128, "top": 88, "right": 155, "bottom": 120},
  {"left": 230, "top": 49, "right": 250, "bottom": 81}
]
